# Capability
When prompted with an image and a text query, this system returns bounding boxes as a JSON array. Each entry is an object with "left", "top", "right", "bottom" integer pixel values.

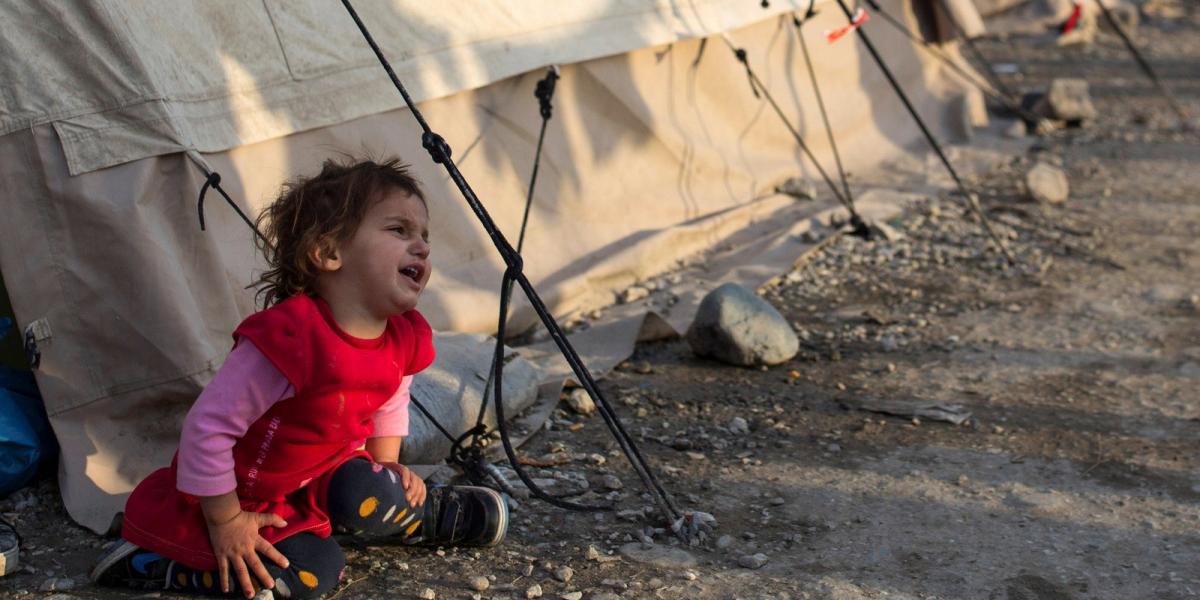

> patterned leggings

[{"left": 168, "top": 458, "right": 427, "bottom": 599}]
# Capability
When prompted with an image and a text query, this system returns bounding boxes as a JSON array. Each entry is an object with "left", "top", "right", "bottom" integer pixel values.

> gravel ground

[{"left": 2, "top": 4, "right": 1198, "bottom": 600}]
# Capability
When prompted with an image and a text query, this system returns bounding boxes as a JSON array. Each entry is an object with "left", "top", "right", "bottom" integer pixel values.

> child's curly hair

[{"left": 252, "top": 157, "right": 426, "bottom": 308}]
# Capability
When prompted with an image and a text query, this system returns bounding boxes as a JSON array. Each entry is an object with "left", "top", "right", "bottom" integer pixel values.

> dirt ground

[{"left": 3, "top": 5, "right": 1199, "bottom": 600}]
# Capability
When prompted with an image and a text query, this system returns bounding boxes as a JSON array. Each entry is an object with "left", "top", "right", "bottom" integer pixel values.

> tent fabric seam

[{"left": 46, "top": 355, "right": 225, "bottom": 418}]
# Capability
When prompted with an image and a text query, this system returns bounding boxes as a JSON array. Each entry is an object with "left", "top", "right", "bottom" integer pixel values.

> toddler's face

[{"left": 334, "top": 189, "right": 431, "bottom": 317}]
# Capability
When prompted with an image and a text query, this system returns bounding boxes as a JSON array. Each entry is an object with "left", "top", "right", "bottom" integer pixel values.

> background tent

[{"left": 0, "top": 0, "right": 986, "bottom": 533}]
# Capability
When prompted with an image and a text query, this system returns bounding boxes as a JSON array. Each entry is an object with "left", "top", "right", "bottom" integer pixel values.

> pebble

[
  {"left": 620, "top": 285, "right": 650, "bottom": 303},
  {"left": 555, "top": 566, "right": 575, "bottom": 583},
  {"left": 585, "top": 545, "right": 602, "bottom": 560},
  {"left": 716, "top": 534, "right": 734, "bottom": 549},
  {"left": 602, "top": 474, "right": 623, "bottom": 490},
  {"left": 418, "top": 588, "right": 436, "bottom": 600},
  {"left": 728, "top": 416, "right": 750, "bottom": 435},
  {"left": 587, "top": 593, "right": 621, "bottom": 600},
  {"left": 39, "top": 577, "right": 76, "bottom": 592},
  {"left": 564, "top": 388, "right": 596, "bottom": 416},
  {"left": 468, "top": 575, "right": 490, "bottom": 592},
  {"left": 560, "top": 593, "right": 583, "bottom": 600},
  {"left": 526, "top": 583, "right": 544, "bottom": 598},
  {"left": 1025, "top": 162, "right": 1070, "bottom": 204},
  {"left": 738, "top": 553, "right": 770, "bottom": 569}
]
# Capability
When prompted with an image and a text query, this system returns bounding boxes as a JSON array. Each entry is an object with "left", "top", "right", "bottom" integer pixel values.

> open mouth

[{"left": 399, "top": 265, "right": 424, "bottom": 284}]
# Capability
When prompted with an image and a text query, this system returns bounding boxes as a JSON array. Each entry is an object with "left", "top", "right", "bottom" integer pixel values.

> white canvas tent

[{"left": 0, "top": 0, "right": 986, "bottom": 533}]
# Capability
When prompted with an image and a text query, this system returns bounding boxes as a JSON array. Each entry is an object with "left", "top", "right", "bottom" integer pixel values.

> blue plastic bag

[{"left": 0, "top": 366, "right": 55, "bottom": 497}]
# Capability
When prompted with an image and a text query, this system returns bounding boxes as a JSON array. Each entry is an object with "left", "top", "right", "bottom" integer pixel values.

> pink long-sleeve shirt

[{"left": 175, "top": 339, "right": 411, "bottom": 497}]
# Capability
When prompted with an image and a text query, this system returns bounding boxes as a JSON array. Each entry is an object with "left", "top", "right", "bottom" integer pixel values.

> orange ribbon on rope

[{"left": 825, "top": 7, "right": 869, "bottom": 43}]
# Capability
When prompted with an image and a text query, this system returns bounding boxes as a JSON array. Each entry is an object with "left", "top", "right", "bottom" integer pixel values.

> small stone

[
  {"left": 728, "top": 416, "right": 750, "bottom": 435},
  {"left": 738, "top": 553, "right": 770, "bottom": 569},
  {"left": 418, "top": 589, "right": 436, "bottom": 600},
  {"left": 1026, "top": 163, "right": 1069, "bottom": 204},
  {"left": 522, "top": 563, "right": 535, "bottom": 576},
  {"left": 554, "top": 566, "right": 575, "bottom": 583},
  {"left": 602, "top": 578, "right": 626, "bottom": 589},
  {"left": 526, "top": 583, "right": 544, "bottom": 598},
  {"left": 769, "top": 497, "right": 785, "bottom": 506},
  {"left": 468, "top": 575, "right": 490, "bottom": 592},
  {"left": 1036, "top": 79, "right": 1096, "bottom": 122},
  {"left": 560, "top": 593, "right": 584, "bottom": 600},
  {"left": 826, "top": 443, "right": 841, "bottom": 453},
  {"left": 866, "top": 219, "right": 903, "bottom": 242},
  {"left": 601, "top": 474, "right": 623, "bottom": 490},
  {"left": 716, "top": 534, "right": 734, "bottom": 549},
  {"left": 956, "top": 474, "right": 970, "bottom": 486},
  {"left": 620, "top": 285, "right": 650, "bottom": 304},
  {"left": 683, "top": 571, "right": 698, "bottom": 580},
  {"left": 587, "top": 593, "right": 621, "bottom": 600},
  {"left": 776, "top": 176, "right": 817, "bottom": 201},
  {"left": 1003, "top": 119, "right": 1026, "bottom": 139},
  {"left": 585, "top": 545, "right": 602, "bottom": 560},
  {"left": 39, "top": 577, "right": 76, "bottom": 592},
  {"left": 564, "top": 388, "right": 596, "bottom": 416}
]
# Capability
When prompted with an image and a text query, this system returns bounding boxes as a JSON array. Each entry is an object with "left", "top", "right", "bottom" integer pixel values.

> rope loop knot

[{"left": 422, "top": 132, "right": 452, "bottom": 164}]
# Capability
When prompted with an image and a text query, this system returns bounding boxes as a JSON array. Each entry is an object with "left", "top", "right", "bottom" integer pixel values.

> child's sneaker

[
  {"left": 0, "top": 518, "right": 17, "bottom": 577},
  {"left": 416, "top": 485, "right": 508, "bottom": 547},
  {"left": 89, "top": 540, "right": 173, "bottom": 590}
]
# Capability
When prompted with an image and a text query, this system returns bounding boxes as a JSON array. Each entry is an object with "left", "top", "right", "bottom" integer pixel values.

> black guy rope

[
  {"left": 791, "top": 4, "right": 855, "bottom": 217},
  {"left": 462, "top": 66, "right": 560, "bottom": 489},
  {"left": 930, "top": 0, "right": 1022, "bottom": 107},
  {"left": 718, "top": 33, "right": 869, "bottom": 235},
  {"left": 830, "top": 0, "right": 1016, "bottom": 264},
  {"left": 1091, "top": 0, "right": 1190, "bottom": 126},
  {"left": 858, "top": 0, "right": 1044, "bottom": 127},
  {"left": 341, "top": 0, "right": 684, "bottom": 527},
  {"left": 197, "top": 171, "right": 273, "bottom": 251}
]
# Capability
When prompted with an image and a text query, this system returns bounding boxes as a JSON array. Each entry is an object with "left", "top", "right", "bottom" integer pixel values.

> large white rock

[
  {"left": 403, "top": 332, "right": 540, "bottom": 463},
  {"left": 686, "top": 283, "right": 798, "bottom": 367}
]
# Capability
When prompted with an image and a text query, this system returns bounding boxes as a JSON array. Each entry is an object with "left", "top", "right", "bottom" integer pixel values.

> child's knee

[
  {"left": 327, "top": 458, "right": 415, "bottom": 536},
  {"left": 274, "top": 534, "right": 344, "bottom": 599}
]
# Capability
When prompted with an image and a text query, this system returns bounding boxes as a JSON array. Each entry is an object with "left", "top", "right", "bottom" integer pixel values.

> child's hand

[
  {"left": 206, "top": 510, "right": 290, "bottom": 598},
  {"left": 380, "top": 462, "right": 426, "bottom": 507}
]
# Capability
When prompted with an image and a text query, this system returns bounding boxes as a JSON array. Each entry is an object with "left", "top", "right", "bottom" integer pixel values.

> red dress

[{"left": 122, "top": 295, "right": 435, "bottom": 570}]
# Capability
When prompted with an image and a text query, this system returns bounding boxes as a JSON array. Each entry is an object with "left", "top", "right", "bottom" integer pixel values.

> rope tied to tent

[
  {"left": 855, "top": 0, "right": 1045, "bottom": 127},
  {"left": 196, "top": 171, "right": 273, "bottom": 251},
  {"left": 341, "top": 0, "right": 694, "bottom": 536},
  {"left": 720, "top": 32, "right": 869, "bottom": 236},
  {"left": 828, "top": 0, "right": 1016, "bottom": 264},
  {"left": 466, "top": 66, "right": 560, "bottom": 457},
  {"left": 1090, "top": 0, "right": 1190, "bottom": 127},
  {"left": 792, "top": 2, "right": 855, "bottom": 223}
]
